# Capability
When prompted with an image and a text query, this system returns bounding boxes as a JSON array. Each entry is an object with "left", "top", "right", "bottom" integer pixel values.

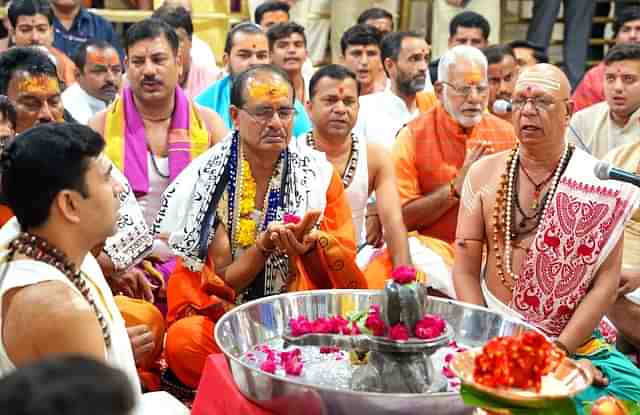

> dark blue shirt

[{"left": 52, "top": 8, "right": 124, "bottom": 63}]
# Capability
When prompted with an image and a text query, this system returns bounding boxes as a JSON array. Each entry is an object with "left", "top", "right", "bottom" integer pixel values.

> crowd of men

[{"left": 1, "top": 0, "right": 640, "bottom": 414}]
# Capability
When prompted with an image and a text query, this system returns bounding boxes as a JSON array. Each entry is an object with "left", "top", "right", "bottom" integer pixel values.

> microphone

[
  {"left": 492, "top": 99, "right": 512, "bottom": 114},
  {"left": 594, "top": 161, "right": 640, "bottom": 187}
]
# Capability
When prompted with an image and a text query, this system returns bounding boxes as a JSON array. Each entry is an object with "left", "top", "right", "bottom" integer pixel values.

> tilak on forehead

[
  {"left": 87, "top": 50, "right": 120, "bottom": 66},
  {"left": 18, "top": 75, "right": 59, "bottom": 94},
  {"left": 515, "top": 71, "right": 561, "bottom": 92},
  {"left": 464, "top": 60, "right": 483, "bottom": 84},
  {"left": 247, "top": 77, "right": 289, "bottom": 101}
]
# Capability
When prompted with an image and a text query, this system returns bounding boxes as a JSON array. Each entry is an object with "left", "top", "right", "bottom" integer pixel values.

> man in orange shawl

[
  {"left": 154, "top": 64, "right": 367, "bottom": 389},
  {"left": 368, "top": 45, "right": 517, "bottom": 298}
]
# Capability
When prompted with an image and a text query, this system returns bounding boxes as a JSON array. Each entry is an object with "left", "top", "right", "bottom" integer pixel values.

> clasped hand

[{"left": 258, "top": 210, "right": 321, "bottom": 258}]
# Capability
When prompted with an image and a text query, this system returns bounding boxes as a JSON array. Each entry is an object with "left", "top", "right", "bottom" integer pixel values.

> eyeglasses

[
  {"left": 442, "top": 81, "right": 489, "bottom": 97},
  {"left": 241, "top": 106, "right": 296, "bottom": 123},
  {"left": 511, "top": 96, "right": 568, "bottom": 112}
]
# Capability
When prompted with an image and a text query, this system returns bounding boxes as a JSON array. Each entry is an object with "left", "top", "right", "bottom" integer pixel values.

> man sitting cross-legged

[
  {"left": 453, "top": 64, "right": 640, "bottom": 408},
  {"left": 298, "top": 64, "right": 412, "bottom": 286},
  {"left": 154, "top": 64, "right": 368, "bottom": 389}
]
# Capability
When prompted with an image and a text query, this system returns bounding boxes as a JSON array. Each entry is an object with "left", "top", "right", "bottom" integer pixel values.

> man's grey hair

[{"left": 438, "top": 45, "right": 487, "bottom": 84}]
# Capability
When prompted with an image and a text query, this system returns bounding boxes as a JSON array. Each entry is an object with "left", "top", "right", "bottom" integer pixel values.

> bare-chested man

[
  {"left": 300, "top": 64, "right": 412, "bottom": 286},
  {"left": 453, "top": 64, "right": 640, "bottom": 406}
]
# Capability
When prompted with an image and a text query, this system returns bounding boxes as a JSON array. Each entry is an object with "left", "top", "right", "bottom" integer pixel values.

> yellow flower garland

[{"left": 236, "top": 159, "right": 258, "bottom": 248}]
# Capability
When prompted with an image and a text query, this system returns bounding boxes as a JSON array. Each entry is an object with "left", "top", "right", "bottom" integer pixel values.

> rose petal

[
  {"left": 389, "top": 323, "right": 409, "bottom": 341},
  {"left": 260, "top": 359, "right": 277, "bottom": 374}
]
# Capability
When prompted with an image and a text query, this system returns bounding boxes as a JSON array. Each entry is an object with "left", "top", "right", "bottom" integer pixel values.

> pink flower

[
  {"left": 281, "top": 349, "right": 303, "bottom": 376},
  {"left": 320, "top": 346, "right": 341, "bottom": 354},
  {"left": 260, "top": 359, "right": 276, "bottom": 374},
  {"left": 283, "top": 213, "right": 301, "bottom": 224},
  {"left": 329, "top": 316, "right": 349, "bottom": 334},
  {"left": 290, "top": 316, "right": 312, "bottom": 337},
  {"left": 311, "top": 317, "right": 333, "bottom": 334},
  {"left": 391, "top": 266, "right": 417, "bottom": 284},
  {"left": 389, "top": 323, "right": 409, "bottom": 341},
  {"left": 365, "top": 312, "right": 386, "bottom": 337},
  {"left": 414, "top": 314, "right": 446, "bottom": 339},
  {"left": 442, "top": 366, "right": 456, "bottom": 379}
]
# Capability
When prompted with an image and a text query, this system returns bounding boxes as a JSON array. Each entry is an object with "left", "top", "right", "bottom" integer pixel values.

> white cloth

[
  {"left": 154, "top": 131, "right": 334, "bottom": 274},
  {"left": 567, "top": 101, "right": 640, "bottom": 159},
  {"left": 138, "top": 155, "right": 171, "bottom": 230},
  {"left": 103, "top": 163, "right": 153, "bottom": 272},
  {"left": 61, "top": 82, "right": 107, "bottom": 125},
  {"left": 353, "top": 89, "right": 420, "bottom": 152},
  {"left": 191, "top": 35, "right": 217, "bottom": 67},
  {"left": 430, "top": 0, "right": 501, "bottom": 60},
  {"left": 0, "top": 219, "right": 186, "bottom": 414},
  {"left": 346, "top": 135, "right": 369, "bottom": 246}
]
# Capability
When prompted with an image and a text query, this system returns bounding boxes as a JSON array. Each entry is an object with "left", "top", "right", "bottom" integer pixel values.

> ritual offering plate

[
  {"left": 214, "top": 289, "right": 539, "bottom": 415},
  {"left": 449, "top": 332, "right": 593, "bottom": 407}
]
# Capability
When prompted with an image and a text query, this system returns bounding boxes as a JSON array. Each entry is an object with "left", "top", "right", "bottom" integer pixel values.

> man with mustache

[
  {"left": 155, "top": 64, "right": 367, "bottom": 389},
  {"left": 0, "top": 46, "right": 164, "bottom": 389},
  {"left": 390, "top": 45, "right": 517, "bottom": 296},
  {"left": 568, "top": 43, "right": 640, "bottom": 159},
  {"left": 89, "top": 19, "right": 227, "bottom": 321},
  {"left": 453, "top": 63, "right": 640, "bottom": 409},
  {"left": 62, "top": 40, "right": 122, "bottom": 125},
  {"left": 300, "top": 64, "right": 412, "bottom": 288},
  {"left": 7, "top": 0, "right": 76, "bottom": 89},
  {"left": 267, "top": 22, "right": 309, "bottom": 106},
  {"left": 354, "top": 31, "right": 433, "bottom": 152},
  {"left": 482, "top": 44, "right": 519, "bottom": 123}
]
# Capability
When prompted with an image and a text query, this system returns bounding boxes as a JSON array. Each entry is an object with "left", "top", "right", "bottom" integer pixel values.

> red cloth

[
  {"left": 572, "top": 62, "right": 605, "bottom": 112},
  {"left": 192, "top": 354, "right": 328, "bottom": 415}
]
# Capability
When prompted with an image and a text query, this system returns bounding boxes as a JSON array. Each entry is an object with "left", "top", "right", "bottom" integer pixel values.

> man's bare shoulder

[
  {"left": 365, "top": 141, "right": 390, "bottom": 172},
  {"left": 3, "top": 280, "right": 105, "bottom": 365},
  {"left": 7, "top": 280, "right": 91, "bottom": 318},
  {"left": 469, "top": 150, "right": 510, "bottom": 180}
]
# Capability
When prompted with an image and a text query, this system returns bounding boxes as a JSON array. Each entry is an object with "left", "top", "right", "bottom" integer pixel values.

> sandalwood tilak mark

[
  {"left": 247, "top": 78, "right": 289, "bottom": 102},
  {"left": 515, "top": 75, "right": 561, "bottom": 91}
]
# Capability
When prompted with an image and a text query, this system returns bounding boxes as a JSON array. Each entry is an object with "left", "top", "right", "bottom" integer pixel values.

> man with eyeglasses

[
  {"left": 453, "top": 63, "right": 640, "bottom": 410},
  {"left": 391, "top": 45, "right": 516, "bottom": 272},
  {"left": 154, "top": 64, "right": 367, "bottom": 390}
]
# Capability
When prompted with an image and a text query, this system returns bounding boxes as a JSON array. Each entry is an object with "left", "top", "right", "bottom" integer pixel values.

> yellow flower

[
  {"left": 238, "top": 159, "right": 256, "bottom": 216},
  {"left": 237, "top": 218, "right": 257, "bottom": 247}
]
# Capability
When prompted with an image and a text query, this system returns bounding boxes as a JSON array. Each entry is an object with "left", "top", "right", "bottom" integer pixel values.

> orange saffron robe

[
  {"left": 392, "top": 103, "right": 518, "bottom": 243},
  {"left": 165, "top": 172, "right": 367, "bottom": 388}
]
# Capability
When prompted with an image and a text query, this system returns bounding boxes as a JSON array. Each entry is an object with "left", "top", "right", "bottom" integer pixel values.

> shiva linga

[{"left": 283, "top": 280, "right": 453, "bottom": 394}]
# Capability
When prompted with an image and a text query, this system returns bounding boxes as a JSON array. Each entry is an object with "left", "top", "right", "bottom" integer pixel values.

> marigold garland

[{"left": 236, "top": 159, "right": 258, "bottom": 248}]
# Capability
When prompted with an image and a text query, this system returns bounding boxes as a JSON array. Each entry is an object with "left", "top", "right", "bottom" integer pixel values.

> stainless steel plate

[{"left": 214, "top": 289, "right": 537, "bottom": 415}]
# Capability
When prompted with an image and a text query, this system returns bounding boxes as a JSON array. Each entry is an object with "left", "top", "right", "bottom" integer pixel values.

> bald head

[{"left": 515, "top": 63, "right": 570, "bottom": 100}]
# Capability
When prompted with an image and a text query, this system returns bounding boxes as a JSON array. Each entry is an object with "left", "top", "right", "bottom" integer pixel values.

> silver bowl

[{"left": 214, "top": 289, "right": 537, "bottom": 415}]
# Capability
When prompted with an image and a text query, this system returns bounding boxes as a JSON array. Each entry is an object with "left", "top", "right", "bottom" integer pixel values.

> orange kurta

[
  {"left": 393, "top": 103, "right": 517, "bottom": 243},
  {"left": 0, "top": 205, "right": 14, "bottom": 228},
  {"left": 165, "top": 172, "right": 366, "bottom": 388}
]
